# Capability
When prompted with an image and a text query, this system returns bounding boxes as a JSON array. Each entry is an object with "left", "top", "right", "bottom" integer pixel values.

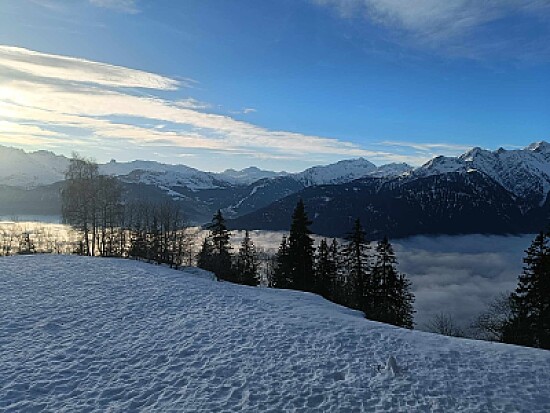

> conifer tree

[
  {"left": 505, "top": 231, "right": 550, "bottom": 348},
  {"left": 315, "top": 238, "right": 337, "bottom": 300},
  {"left": 287, "top": 199, "right": 315, "bottom": 291},
  {"left": 370, "top": 237, "right": 415, "bottom": 328},
  {"left": 272, "top": 235, "right": 291, "bottom": 288},
  {"left": 342, "top": 219, "right": 370, "bottom": 310},
  {"left": 197, "top": 237, "right": 215, "bottom": 274},
  {"left": 236, "top": 230, "right": 260, "bottom": 286},
  {"left": 329, "top": 238, "right": 346, "bottom": 305},
  {"left": 200, "top": 210, "right": 234, "bottom": 281}
]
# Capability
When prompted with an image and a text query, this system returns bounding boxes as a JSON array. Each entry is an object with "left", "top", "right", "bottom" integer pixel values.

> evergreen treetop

[
  {"left": 287, "top": 199, "right": 315, "bottom": 292},
  {"left": 237, "top": 230, "right": 260, "bottom": 286}
]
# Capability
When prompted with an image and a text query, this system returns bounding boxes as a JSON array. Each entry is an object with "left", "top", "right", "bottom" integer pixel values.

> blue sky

[{"left": 0, "top": 0, "right": 549, "bottom": 171}]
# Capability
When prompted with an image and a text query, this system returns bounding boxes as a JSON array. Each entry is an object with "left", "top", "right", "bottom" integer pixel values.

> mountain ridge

[{"left": 3, "top": 142, "right": 550, "bottom": 237}]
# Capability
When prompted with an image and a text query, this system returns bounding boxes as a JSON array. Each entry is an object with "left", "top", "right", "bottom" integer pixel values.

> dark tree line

[
  {"left": 269, "top": 199, "right": 415, "bottom": 329},
  {"left": 197, "top": 210, "right": 260, "bottom": 286}
]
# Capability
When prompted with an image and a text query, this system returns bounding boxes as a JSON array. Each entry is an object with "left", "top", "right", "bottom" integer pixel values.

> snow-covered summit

[
  {"left": 100, "top": 159, "right": 231, "bottom": 191},
  {"left": 296, "top": 158, "right": 378, "bottom": 186},
  {"left": 369, "top": 162, "right": 413, "bottom": 178},
  {"left": 295, "top": 158, "right": 412, "bottom": 186},
  {"left": 0, "top": 145, "right": 68, "bottom": 188},
  {"left": 219, "top": 166, "right": 288, "bottom": 185},
  {"left": 1, "top": 255, "right": 549, "bottom": 412},
  {"left": 416, "top": 141, "right": 550, "bottom": 204}
]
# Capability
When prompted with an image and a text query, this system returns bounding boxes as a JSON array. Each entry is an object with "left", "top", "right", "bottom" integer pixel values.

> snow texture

[{"left": 1, "top": 256, "right": 550, "bottom": 412}]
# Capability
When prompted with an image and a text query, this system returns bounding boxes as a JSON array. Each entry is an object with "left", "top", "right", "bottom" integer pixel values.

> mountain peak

[
  {"left": 527, "top": 141, "right": 550, "bottom": 153},
  {"left": 460, "top": 146, "right": 493, "bottom": 162}
]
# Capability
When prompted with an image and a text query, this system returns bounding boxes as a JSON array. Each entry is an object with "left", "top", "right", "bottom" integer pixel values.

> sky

[{"left": 0, "top": 0, "right": 549, "bottom": 172}]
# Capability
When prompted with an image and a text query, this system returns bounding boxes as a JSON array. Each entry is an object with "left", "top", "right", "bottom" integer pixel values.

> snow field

[{"left": 1, "top": 255, "right": 550, "bottom": 412}]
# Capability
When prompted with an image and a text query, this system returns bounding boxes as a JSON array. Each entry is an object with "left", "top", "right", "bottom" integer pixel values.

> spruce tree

[
  {"left": 315, "top": 238, "right": 337, "bottom": 300},
  {"left": 272, "top": 235, "right": 291, "bottom": 288},
  {"left": 197, "top": 237, "right": 215, "bottom": 274},
  {"left": 370, "top": 237, "right": 415, "bottom": 328},
  {"left": 287, "top": 199, "right": 315, "bottom": 292},
  {"left": 506, "top": 232, "right": 550, "bottom": 348},
  {"left": 342, "top": 219, "right": 370, "bottom": 310},
  {"left": 206, "top": 210, "right": 234, "bottom": 281},
  {"left": 236, "top": 230, "right": 260, "bottom": 286},
  {"left": 329, "top": 238, "right": 346, "bottom": 305}
]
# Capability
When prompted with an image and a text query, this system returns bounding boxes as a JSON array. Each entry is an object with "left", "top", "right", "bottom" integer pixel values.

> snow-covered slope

[
  {"left": 369, "top": 162, "right": 414, "bottom": 178},
  {"left": 0, "top": 145, "right": 69, "bottom": 188},
  {"left": 219, "top": 166, "right": 288, "bottom": 184},
  {"left": 101, "top": 160, "right": 233, "bottom": 191},
  {"left": 295, "top": 158, "right": 411, "bottom": 186},
  {"left": 416, "top": 141, "right": 550, "bottom": 205},
  {"left": 1, "top": 256, "right": 549, "bottom": 412}
]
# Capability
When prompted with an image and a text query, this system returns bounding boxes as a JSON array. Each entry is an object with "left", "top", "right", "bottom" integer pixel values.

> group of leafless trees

[{"left": 61, "top": 154, "right": 197, "bottom": 266}]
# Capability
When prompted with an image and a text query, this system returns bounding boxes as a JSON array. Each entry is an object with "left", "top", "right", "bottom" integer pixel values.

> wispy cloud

[
  {"left": 312, "top": 0, "right": 550, "bottom": 60},
  {"left": 2, "top": 45, "right": 433, "bottom": 168},
  {"left": 89, "top": 0, "right": 139, "bottom": 14},
  {"left": 0, "top": 45, "right": 181, "bottom": 90},
  {"left": 228, "top": 107, "right": 258, "bottom": 116},
  {"left": 174, "top": 98, "right": 212, "bottom": 110},
  {"left": 379, "top": 140, "right": 472, "bottom": 153}
]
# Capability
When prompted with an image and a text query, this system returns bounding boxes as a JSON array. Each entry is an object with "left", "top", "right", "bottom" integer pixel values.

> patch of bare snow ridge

[{"left": 1, "top": 256, "right": 550, "bottom": 412}]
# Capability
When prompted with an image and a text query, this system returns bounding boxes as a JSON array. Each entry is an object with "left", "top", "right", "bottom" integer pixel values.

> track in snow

[{"left": 1, "top": 256, "right": 550, "bottom": 412}]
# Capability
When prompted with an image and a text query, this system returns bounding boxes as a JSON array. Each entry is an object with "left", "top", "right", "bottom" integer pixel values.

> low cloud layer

[
  {"left": 234, "top": 231, "right": 533, "bottom": 329},
  {"left": 394, "top": 234, "right": 533, "bottom": 329}
]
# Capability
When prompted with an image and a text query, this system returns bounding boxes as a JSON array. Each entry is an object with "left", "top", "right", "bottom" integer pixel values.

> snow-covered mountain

[
  {"left": 0, "top": 145, "right": 413, "bottom": 190},
  {"left": 231, "top": 141, "right": 550, "bottom": 237},
  {"left": 416, "top": 141, "right": 550, "bottom": 205},
  {"left": 295, "top": 158, "right": 411, "bottom": 186},
  {"left": 4, "top": 142, "right": 550, "bottom": 234},
  {"left": 220, "top": 166, "right": 288, "bottom": 184},
  {"left": 0, "top": 145, "right": 69, "bottom": 188},
  {"left": 2, "top": 255, "right": 549, "bottom": 411},
  {"left": 102, "top": 160, "right": 233, "bottom": 191}
]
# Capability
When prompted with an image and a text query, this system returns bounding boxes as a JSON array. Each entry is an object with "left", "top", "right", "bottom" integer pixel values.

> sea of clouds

[{"left": 232, "top": 231, "right": 534, "bottom": 330}]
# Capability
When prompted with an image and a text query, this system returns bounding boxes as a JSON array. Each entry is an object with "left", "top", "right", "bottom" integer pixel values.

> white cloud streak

[
  {"left": 1, "top": 45, "right": 434, "bottom": 166},
  {"left": 379, "top": 140, "right": 472, "bottom": 153},
  {"left": 89, "top": 0, "right": 139, "bottom": 14},
  {"left": 313, "top": 0, "right": 550, "bottom": 59},
  {"left": 0, "top": 45, "right": 180, "bottom": 90}
]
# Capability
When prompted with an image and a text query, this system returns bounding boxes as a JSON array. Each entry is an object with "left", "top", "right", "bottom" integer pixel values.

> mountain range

[{"left": 1, "top": 142, "right": 549, "bottom": 238}]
